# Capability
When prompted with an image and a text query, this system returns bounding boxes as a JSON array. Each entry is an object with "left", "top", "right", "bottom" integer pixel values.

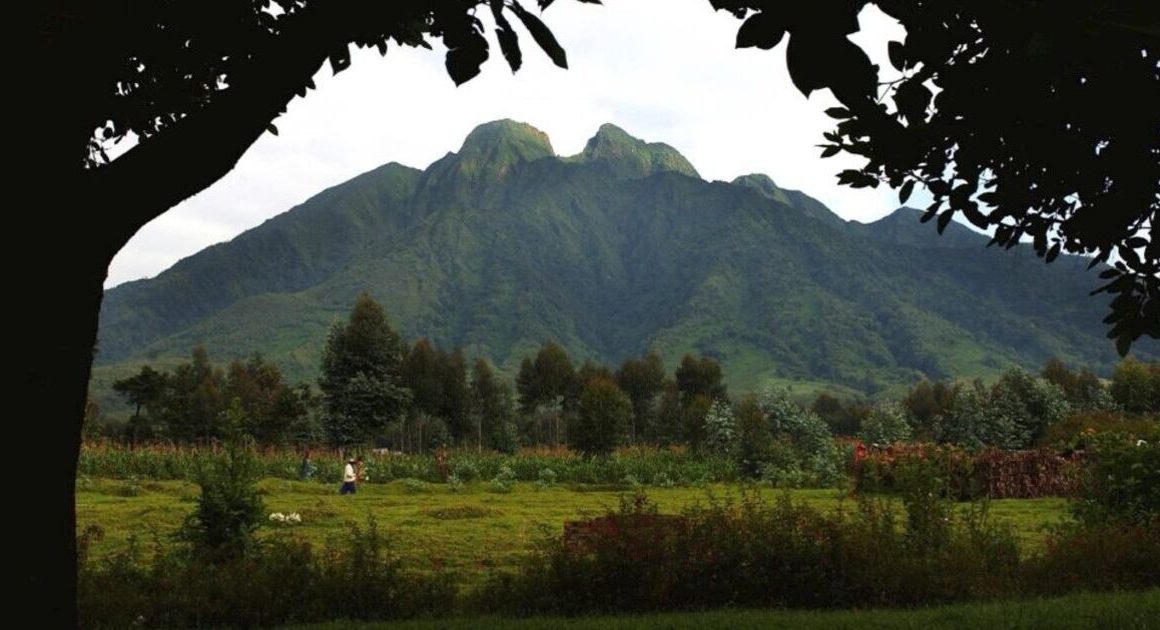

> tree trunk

[{"left": 15, "top": 236, "right": 108, "bottom": 627}]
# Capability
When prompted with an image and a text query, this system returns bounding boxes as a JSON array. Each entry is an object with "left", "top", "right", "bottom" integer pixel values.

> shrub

[
  {"left": 79, "top": 518, "right": 455, "bottom": 627},
  {"left": 489, "top": 464, "right": 517, "bottom": 493},
  {"left": 1072, "top": 430, "right": 1160, "bottom": 527},
  {"left": 475, "top": 487, "right": 1023, "bottom": 615},
  {"left": 760, "top": 384, "right": 842, "bottom": 486},
  {"left": 402, "top": 478, "right": 428, "bottom": 494},
  {"left": 853, "top": 443, "right": 1083, "bottom": 500},
  {"left": 1027, "top": 517, "right": 1160, "bottom": 594},
  {"left": 535, "top": 467, "right": 557, "bottom": 491},
  {"left": 176, "top": 438, "right": 265, "bottom": 562}
]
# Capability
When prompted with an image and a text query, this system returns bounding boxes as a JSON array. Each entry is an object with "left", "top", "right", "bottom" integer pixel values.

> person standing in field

[
  {"left": 340, "top": 456, "right": 358, "bottom": 495},
  {"left": 299, "top": 449, "right": 316, "bottom": 481}
]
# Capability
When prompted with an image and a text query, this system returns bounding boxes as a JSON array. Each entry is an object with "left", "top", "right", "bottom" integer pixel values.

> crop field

[{"left": 77, "top": 476, "right": 1071, "bottom": 585}]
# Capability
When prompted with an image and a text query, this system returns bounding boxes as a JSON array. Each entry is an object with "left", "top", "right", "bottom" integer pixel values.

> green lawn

[{"left": 77, "top": 477, "right": 1072, "bottom": 583}]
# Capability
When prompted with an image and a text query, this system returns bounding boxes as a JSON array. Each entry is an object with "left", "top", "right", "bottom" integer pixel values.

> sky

[{"left": 105, "top": 0, "right": 913, "bottom": 289}]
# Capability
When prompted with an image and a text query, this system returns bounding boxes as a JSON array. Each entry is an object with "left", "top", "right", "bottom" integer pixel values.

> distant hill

[{"left": 93, "top": 119, "right": 1157, "bottom": 415}]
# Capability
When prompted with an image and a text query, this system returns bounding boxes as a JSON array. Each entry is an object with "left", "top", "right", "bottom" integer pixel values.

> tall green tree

[
  {"left": 1041, "top": 358, "right": 1115, "bottom": 412},
  {"left": 674, "top": 354, "right": 727, "bottom": 403},
  {"left": 318, "top": 293, "right": 410, "bottom": 447},
  {"left": 401, "top": 338, "right": 469, "bottom": 444},
  {"left": 112, "top": 365, "right": 169, "bottom": 443},
  {"left": 470, "top": 358, "right": 518, "bottom": 453},
  {"left": 164, "top": 346, "right": 227, "bottom": 443},
  {"left": 990, "top": 368, "right": 1070, "bottom": 448},
  {"left": 572, "top": 377, "right": 632, "bottom": 457},
  {"left": 735, "top": 394, "right": 773, "bottom": 479},
  {"left": 901, "top": 379, "right": 958, "bottom": 440},
  {"left": 224, "top": 353, "right": 311, "bottom": 445},
  {"left": 858, "top": 401, "right": 913, "bottom": 447},
  {"left": 937, "top": 379, "right": 1018, "bottom": 449},
  {"left": 616, "top": 353, "right": 666, "bottom": 443},
  {"left": 516, "top": 342, "right": 578, "bottom": 445},
  {"left": 1109, "top": 357, "right": 1160, "bottom": 416}
]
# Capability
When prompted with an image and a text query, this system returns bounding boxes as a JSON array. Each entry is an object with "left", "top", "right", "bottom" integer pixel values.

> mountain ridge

[{"left": 94, "top": 120, "right": 1157, "bottom": 414}]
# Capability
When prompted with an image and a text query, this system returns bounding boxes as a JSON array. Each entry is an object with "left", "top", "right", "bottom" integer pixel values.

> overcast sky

[{"left": 105, "top": 0, "right": 913, "bottom": 289}]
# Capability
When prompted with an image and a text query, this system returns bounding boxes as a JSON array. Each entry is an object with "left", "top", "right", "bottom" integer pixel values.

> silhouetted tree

[{"left": 20, "top": 2, "right": 584, "bottom": 614}]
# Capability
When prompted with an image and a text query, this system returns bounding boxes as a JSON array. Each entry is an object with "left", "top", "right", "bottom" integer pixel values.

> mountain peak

[
  {"left": 422, "top": 120, "right": 555, "bottom": 188},
  {"left": 575, "top": 123, "right": 699, "bottom": 180},
  {"left": 458, "top": 119, "right": 554, "bottom": 161},
  {"left": 731, "top": 174, "right": 790, "bottom": 205},
  {"left": 859, "top": 206, "right": 982, "bottom": 248}
]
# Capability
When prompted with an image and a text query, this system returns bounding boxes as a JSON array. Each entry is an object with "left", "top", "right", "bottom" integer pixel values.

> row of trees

[
  {"left": 317, "top": 293, "right": 731, "bottom": 454},
  {"left": 109, "top": 349, "right": 313, "bottom": 445},
  {"left": 109, "top": 293, "right": 1159, "bottom": 457}
]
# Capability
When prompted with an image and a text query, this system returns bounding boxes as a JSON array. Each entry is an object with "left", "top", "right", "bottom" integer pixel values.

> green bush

[
  {"left": 176, "top": 439, "right": 265, "bottom": 562},
  {"left": 79, "top": 518, "right": 455, "bottom": 627},
  {"left": 475, "top": 486, "right": 1022, "bottom": 615},
  {"left": 1073, "top": 430, "right": 1160, "bottom": 527}
]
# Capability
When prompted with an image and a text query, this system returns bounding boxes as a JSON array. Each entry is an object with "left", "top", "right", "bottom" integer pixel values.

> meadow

[{"left": 77, "top": 475, "right": 1070, "bottom": 584}]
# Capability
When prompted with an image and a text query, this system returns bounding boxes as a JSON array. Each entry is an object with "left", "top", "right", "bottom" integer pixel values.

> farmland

[{"left": 77, "top": 477, "right": 1070, "bottom": 580}]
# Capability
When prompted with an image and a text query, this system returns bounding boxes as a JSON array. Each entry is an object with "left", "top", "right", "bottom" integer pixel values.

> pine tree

[{"left": 318, "top": 292, "right": 411, "bottom": 447}]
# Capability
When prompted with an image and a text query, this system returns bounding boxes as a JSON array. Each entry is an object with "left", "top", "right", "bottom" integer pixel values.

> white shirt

[{"left": 343, "top": 463, "right": 356, "bottom": 483}]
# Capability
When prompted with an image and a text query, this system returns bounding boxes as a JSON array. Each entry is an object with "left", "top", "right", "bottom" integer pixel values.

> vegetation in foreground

[
  {"left": 288, "top": 588, "right": 1160, "bottom": 630},
  {"left": 77, "top": 433, "right": 1157, "bottom": 627}
]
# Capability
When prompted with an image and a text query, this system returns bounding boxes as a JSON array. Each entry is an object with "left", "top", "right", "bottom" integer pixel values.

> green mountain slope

[{"left": 94, "top": 119, "right": 1157, "bottom": 411}]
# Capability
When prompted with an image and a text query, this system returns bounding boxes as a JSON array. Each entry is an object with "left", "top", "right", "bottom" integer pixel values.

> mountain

[{"left": 93, "top": 119, "right": 1157, "bottom": 413}]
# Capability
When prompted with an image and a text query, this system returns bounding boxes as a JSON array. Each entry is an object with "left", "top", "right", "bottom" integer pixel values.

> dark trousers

[{"left": 339, "top": 481, "right": 357, "bottom": 495}]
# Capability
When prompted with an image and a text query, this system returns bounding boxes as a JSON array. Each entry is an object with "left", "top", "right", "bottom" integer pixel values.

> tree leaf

[
  {"left": 266, "top": 123, "right": 278, "bottom": 136},
  {"left": 1045, "top": 242, "right": 1061, "bottom": 263},
  {"left": 894, "top": 80, "right": 931, "bottom": 123},
  {"left": 887, "top": 40, "right": 906, "bottom": 71},
  {"left": 1115, "top": 333, "right": 1132, "bottom": 357},
  {"left": 786, "top": 33, "right": 830, "bottom": 97},
  {"left": 899, "top": 179, "right": 915, "bottom": 204},
  {"left": 445, "top": 34, "right": 489, "bottom": 86},
  {"left": 736, "top": 11, "right": 785, "bottom": 50},
  {"left": 937, "top": 209, "right": 953, "bottom": 234},
  {"left": 825, "top": 107, "right": 852, "bottom": 119},
  {"left": 491, "top": 1, "right": 522, "bottom": 72},
  {"left": 330, "top": 45, "right": 351, "bottom": 75},
  {"left": 511, "top": 2, "right": 567, "bottom": 69},
  {"left": 820, "top": 144, "right": 840, "bottom": 158}
]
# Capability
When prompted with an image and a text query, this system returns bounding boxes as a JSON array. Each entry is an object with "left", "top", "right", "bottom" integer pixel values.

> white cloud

[{"left": 105, "top": 0, "right": 910, "bottom": 288}]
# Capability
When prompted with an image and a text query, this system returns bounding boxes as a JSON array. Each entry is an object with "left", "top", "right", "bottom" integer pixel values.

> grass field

[
  {"left": 285, "top": 588, "right": 1160, "bottom": 629},
  {"left": 77, "top": 477, "right": 1072, "bottom": 584}
]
